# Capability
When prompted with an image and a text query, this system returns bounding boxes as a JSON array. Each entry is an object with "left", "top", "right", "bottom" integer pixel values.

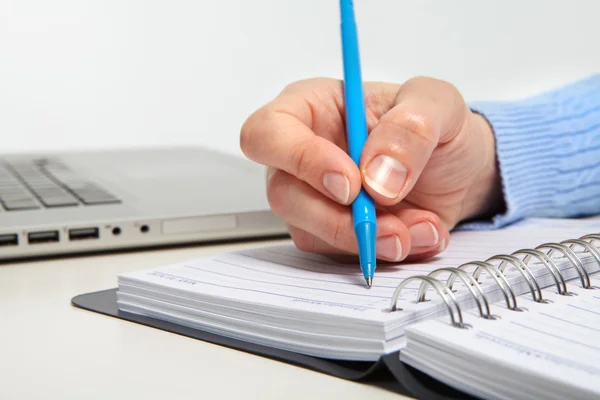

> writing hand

[{"left": 240, "top": 77, "right": 502, "bottom": 262}]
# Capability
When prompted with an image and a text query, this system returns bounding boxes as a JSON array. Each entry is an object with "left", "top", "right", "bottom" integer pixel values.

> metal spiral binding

[
  {"left": 389, "top": 276, "right": 465, "bottom": 328},
  {"left": 538, "top": 243, "right": 591, "bottom": 289},
  {"left": 422, "top": 268, "right": 492, "bottom": 319},
  {"left": 388, "top": 233, "right": 600, "bottom": 326},
  {"left": 516, "top": 249, "right": 568, "bottom": 295},
  {"left": 458, "top": 261, "right": 518, "bottom": 311}
]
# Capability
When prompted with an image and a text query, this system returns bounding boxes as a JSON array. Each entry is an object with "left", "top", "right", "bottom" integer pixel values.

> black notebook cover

[{"left": 72, "top": 289, "right": 477, "bottom": 400}]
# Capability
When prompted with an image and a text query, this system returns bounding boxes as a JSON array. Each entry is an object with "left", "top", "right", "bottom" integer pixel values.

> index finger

[
  {"left": 241, "top": 106, "right": 360, "bottom": 205},
  {"left": 240, "top": 78, "right": 402, "bottom": 206}
]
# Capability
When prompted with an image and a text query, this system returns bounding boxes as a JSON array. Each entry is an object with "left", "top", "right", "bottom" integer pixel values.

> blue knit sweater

[{"left": 464, "top": 74, "right": 600, "bottom": 229}]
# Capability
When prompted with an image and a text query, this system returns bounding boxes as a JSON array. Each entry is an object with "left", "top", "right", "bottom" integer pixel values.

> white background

[{"left": 1, "top": 0, "right": 598, "bottom": 157}]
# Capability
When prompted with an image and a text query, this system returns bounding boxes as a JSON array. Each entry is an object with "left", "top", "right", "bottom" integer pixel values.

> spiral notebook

[{"left": 72, "top": 217, "right": 600, "bottom": 399}]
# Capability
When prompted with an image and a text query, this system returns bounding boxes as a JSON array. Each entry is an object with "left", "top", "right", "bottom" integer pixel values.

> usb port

[
  {"left": 28, "top": 230, "right": 60, "bottom": 244},
  {"left": 69, "top": 227, "right": 99, "bottom": 241},
  {"left": 0, "top": 234, "right": 18, "bottom": 246}
]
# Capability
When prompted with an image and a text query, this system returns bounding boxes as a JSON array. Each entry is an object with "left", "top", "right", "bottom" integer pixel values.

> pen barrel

[
  {"left": 354, "top": 219, "right": 376, "bottom": 279},
  {"left": 340, "top": 0, "right": 377, "bottom": 279},
  {"left": 352, "top": 189, "right": 376, "bottom": 226},
  {"left": 340, "top": 0, "right": 368, "bottom": 167}
]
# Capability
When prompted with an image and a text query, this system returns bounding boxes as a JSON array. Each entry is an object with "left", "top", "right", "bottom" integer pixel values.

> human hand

[{"left": 240, "top": 76, "right": 503, "bottom": 262}]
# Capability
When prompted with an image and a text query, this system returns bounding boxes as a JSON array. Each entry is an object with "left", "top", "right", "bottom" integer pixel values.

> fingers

[
  {"left": 240, "top": 85, "right": 362, "bottom": 206},
  {"left": 360, "top": 76, "right": 469, "bottom": 205},
  {"left": 287, "top": 208, "right": 449, "bottom": 261},
  {"left": 392, "top": 208, "right": 449, "bottom": 256},
  {"left": 268, "top": 168, "right": 411, "bottom": 262},
  {"left": 288, "top": 224, "right": 408, "bottom": 263},
  {"left": 269, "top": 167, "right": 449, "bottom": 262},
  {"left": 242, "top": 111, "right": 360, "bottom": 205},
  {"left": 240, "top": 78, "right": 403, "bottom": 207}
]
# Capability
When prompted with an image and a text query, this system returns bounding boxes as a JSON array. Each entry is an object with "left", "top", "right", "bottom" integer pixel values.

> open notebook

[{"left": 73, "top": 217, "right": 600, "bottom": 399}]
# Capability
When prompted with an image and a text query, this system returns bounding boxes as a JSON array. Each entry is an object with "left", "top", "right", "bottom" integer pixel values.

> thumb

[{"left": 360, "top": 77, "right": 468, "bottom": 205}]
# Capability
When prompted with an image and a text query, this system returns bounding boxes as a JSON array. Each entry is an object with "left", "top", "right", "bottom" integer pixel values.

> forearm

[{"left": 461, "top": 74, "right": 600, "bottom": 230}]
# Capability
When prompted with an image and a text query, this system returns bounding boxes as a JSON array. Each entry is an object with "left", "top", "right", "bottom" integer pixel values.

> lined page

[
  {"left": 118, "top": 217, "right": 600, "bottom": 323},
  {"left": 401, "top": 277, "right": 600, "bottom": 399}
]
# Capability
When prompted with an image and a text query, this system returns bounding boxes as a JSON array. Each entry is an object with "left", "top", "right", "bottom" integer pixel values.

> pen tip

[{"left": 365, "top": 277, "right": 372, "bottom": 288}]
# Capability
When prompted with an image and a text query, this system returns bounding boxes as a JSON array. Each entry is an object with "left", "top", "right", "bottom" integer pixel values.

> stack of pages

[
  {"left": 109, "top": 216, "right": 600, "bottom": 399},
  {"left": 116, "top": 218, "right": 600, "bottom": 364},
  {"left": 401, "top": 283, "right": 600, "bottom": 399}
]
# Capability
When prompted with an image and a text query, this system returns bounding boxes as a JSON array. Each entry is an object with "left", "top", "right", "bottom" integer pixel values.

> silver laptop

[{"left": 0, "top": 147, "right": 287, "bottom": 261}]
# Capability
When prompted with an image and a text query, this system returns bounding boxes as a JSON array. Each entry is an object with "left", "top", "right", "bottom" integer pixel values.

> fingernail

[
  {"left": 323, "top": 172, "right": 350, "bottom": 204},
  {"left": 364, "top": 155, "right": 407, "bottom": 199},
  {"left": 409, "top": 221, "right": 439, "bottom": 247},
  {"left": 377, "top": 235, "right": 402, "bottom": 261}
]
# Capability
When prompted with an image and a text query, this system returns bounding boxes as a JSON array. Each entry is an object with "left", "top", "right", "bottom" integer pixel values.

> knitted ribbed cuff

[{"left": 459, "top": 75, "right": 600, "bottom": 230}]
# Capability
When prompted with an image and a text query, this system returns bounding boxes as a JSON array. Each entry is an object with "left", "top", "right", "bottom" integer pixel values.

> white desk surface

[{"left": 0, "top": 239, "right": 412, "bottom": 400}]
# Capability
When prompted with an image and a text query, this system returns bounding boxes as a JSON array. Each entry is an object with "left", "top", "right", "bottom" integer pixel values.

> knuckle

[
  {"left": 282, "top": 79, "right": 308, "bottom": 93},
  {"left": 288, "top": 139, "right": 313, "bottom": 180},
  {"left": 434, "top": 78, "right": 461, "bottom": 98},
  {"left": 406, "top": 76, "right": 463, "bottom": 104},
  {"left": 406, "top": 75, "right": 456, "bottom": 91},
  {"left": 382, "top": 109, "right": 438, "bottom": 149},
  {"left": 265, "top": 170, "right": 289, "bottom": 217},
  {"left": 282, "top": 77, "right": 338, "bottom": 93},
  {"left": 239, "top": 107, "right": 270, "bottom": 160},
  {"left": 404, "top": 75, "right": 436, "bottom": 86},
  {"left": 291, "top": 230, "right": 314, "bottom": 252},
  {"left": 325, "top": 213, "right": 345, "bottom": 250}
]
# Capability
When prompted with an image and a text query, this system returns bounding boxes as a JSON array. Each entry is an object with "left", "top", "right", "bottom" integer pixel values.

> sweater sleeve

[{"left": 459, "top": 74, "right": 600, "bottom": 230}]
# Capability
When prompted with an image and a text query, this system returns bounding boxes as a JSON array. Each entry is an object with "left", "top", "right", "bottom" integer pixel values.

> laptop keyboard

[{"left": 0, "top": 158, "right": 121, "bottom": 212}]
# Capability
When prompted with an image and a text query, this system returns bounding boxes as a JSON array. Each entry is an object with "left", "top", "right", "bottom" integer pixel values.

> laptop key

[
  {"left": 39, "top": 196, "right": 79, "bottom": 207},
  {"left": 32, "top": 188, "right": 68, "bottom": 197},
  {"left": 68, "top": 184, "right": 121, "bottom": 205},
  {"left": 65, "top": 182, "right": 100, "bottom": 191},
  {"left": 28, "top": 183, "right": 58, "bottom": 190},
  {"left": 0, "top": 192, "right": 34, "bottom": 200},
  {"left": 80, "top": 197, "right": 121, "bottom": 205},
  {"left": 0, "top": 188, "right": 29, "bottom": 196},
  {"left": 3, "top": 160, "right": 121, "bottom": 209},
  {"left": 2, "top": 199, "right": 40, "bottom": 210},
  {"left": 0, "top": 196, "right": 35, "bottom": 203},
  {"left": 75, "top": 190, "right": 121, "bottom": 204},
  {"left": 0, "top": 181, "right": 21, "bottom": 187}
]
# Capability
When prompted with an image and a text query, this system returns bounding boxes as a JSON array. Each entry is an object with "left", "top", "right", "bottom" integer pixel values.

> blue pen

[{"left": 339, "top": 0, "right": 377, "bottom": 288}]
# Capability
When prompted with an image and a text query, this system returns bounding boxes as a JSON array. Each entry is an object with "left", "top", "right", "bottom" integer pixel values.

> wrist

[{"left": 460, "top": 112, "right": 505, "bottom": 223}]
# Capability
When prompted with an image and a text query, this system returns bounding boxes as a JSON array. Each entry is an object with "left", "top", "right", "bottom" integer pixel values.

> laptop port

[
  {"left": 28, "top": 230, "right": 60, "bottom": 244},
  {"left": 69, "top": 227, "right": 99, "bottom": 241},
  {"left": 0, "top": 234, "right": 18, "bottom": 246}
]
